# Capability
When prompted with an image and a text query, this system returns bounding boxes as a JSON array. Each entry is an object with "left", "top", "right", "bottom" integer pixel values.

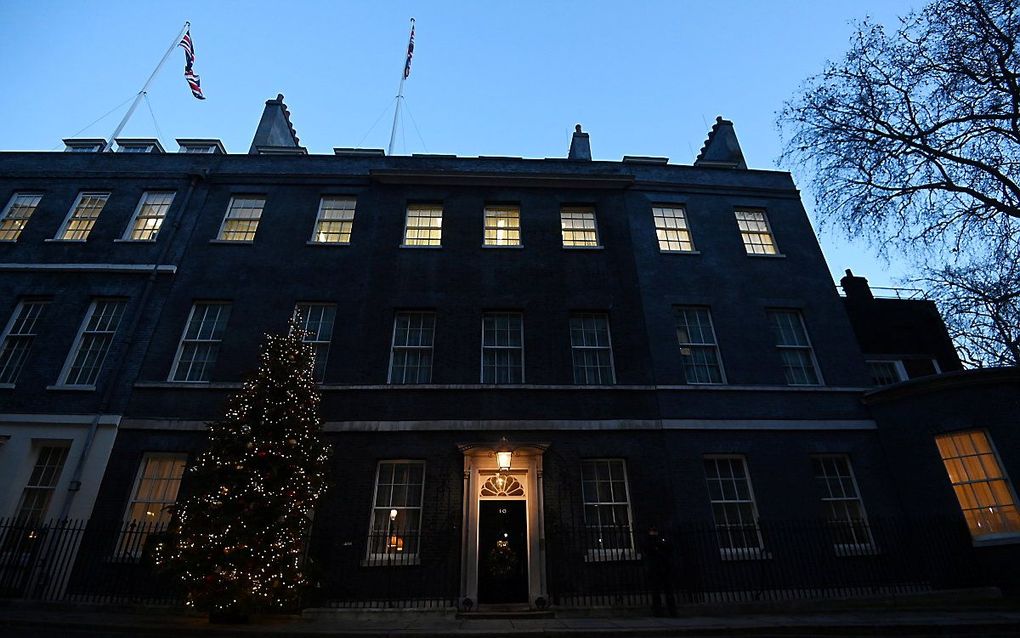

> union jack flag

[
  {"left": 403, "top": 20, "right": 415, "bottom": 79},
  {"left": 178, "top": 29, "right": 205, "bottom": 100}
]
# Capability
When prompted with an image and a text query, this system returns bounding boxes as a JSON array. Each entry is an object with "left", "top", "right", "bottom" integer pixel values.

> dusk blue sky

[{"left": 0, "top": 1, "right": 921, "bottom": 287}]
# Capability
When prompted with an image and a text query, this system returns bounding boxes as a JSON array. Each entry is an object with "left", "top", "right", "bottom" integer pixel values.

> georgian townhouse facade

[{"left": 0, "top": 96, "right": 1017, "bottom": 608}]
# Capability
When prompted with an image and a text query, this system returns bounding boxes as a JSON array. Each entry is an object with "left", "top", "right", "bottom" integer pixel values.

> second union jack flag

[
  {"left": 403, "top": 20, "right": 415, "bottom": 79},
  {"left": 178, "top": 29, "right": 205, "bottom": 100}
]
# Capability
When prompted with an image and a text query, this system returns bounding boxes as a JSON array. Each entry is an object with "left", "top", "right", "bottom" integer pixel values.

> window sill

[
  {"left": 660, "top": 249, "right": 701, "bottom": 255},
  {"left": 0, "top": 239, "right": 18, "bottom": 243},
  {"left": 399, "top": 244, "right": 443, "bottom": 249},
  {"left": 585, "top": 549, "right": 641, "bottom": 562},
  {"left": 786, "top": 383, "right": 824, "bottom": 387},
  {"left": 973, "top": 533, "right": 1020, "bottom": 547},
  {"left": 719, "top": 548, "right": 772, "bottom": 561},
  {"left": 163, "top": 379, "right": 212, "bottom": 385},
  {"left": 562, "top": 245, "right": 604, "bottom": 250},
  {"left": 745, "top": 252, "right": 786, "bottom": 258},
  {"left": 44, "top": 238, "right": 86, "bottom": 243},
  {"left": 481, "top": 244, "right": 524, "bottom": 249},
  {"left": 834, "top": 543, "right": 879, "bottom": 557},
  {"left": 306, "top": 241, "right": 352, "bottom": 247},
  {"left": 114, "top": 238, "right": 156, "bottom": 243},
  {"left": 360, "top": 555, "right": 421, "bottom": 567},
  {"left": 0, "top": 383, "right": 14, "bottom": 390},
  {"left": 46, "top": 384, "right": 96, "bottom": 391},
  {"left": 209, "top": 239, "right": 254, "bottom": 245}
]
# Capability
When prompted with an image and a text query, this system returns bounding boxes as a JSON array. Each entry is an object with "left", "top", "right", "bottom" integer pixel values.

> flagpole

[
  {"left": 103, "top": 21, "right": 191, "bottom": 152},
  {"left": 387, "top": 18, "right": 414, "bottom": 156}
]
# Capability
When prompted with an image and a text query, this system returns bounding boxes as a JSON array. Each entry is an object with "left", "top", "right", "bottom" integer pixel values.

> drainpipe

[{"left": 55, "top": 171, "right": 206, "bottom": 522}]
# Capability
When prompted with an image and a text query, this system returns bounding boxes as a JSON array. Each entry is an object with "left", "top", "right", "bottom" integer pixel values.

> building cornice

[{"left": 0, "top": 263, "right": 176, "bottom": 274}]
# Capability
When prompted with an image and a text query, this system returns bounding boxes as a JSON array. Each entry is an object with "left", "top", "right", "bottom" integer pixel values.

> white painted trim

[
  {"left": 0, "top": 263, "right": 177, "bottom": 274},
  {"left": 0, "top": 413, "right": 121, "bottom": 426}
]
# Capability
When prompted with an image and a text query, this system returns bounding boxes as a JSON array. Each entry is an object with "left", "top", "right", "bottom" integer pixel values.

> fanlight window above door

[{"left": 481, "top": 473, "right": 524, "bottom": 497}]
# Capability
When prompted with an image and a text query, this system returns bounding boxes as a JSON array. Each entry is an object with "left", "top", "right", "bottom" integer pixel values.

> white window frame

[
  {"left": 652, "top": 205, "right": 696, "bottom": 252},
  {"left": 65, "top": 142, "right": 103, "bottom": 152},
  {"left": 569, "top": 312, "right": 616, "bottom": 385},
  {"left": 122, "top": 191, "right": 176, "bottom": 241},
  {"left": 866, "top": 359, "right": 908, "bottom": 386},
  {"left": 767, "top": 309, "right": 824, "bottom": 386},
  {"left": 483, "top": 205, "right": 522, "bottom": 247},
  {"left": 480, "top": 312, "right": 525, "bottom": 384},
  {"left": 675, "top": 306, "right": 726, "bottom": 384},
  {"left": 0, "top": 299, "right": 47, "bottom": 386},
  {"left": 581, "top": 458, "right": 638, "bottom": 561},
  {"left": 56, "top": 299, "right": 126, "bottom": 388},
  {"left": 117, "top": 144, "right": 155, "bottom": 153},
  {"left": 13, "top": 441, "right": 71, "bottom": 525},
  {"left": 811, "top": 455, "right": 875, "bottom": 554},
  {"left": 936, "top": 429, "right": 1020, "bottom": 543},
  {"left": 215, "top": 195, "right": 266, "bottom": 242},
  {"left": 180, "top": 144, "right": 216, "bottom": 154},
  {"left": 560, "top": 206, "right": 600, "bottom": 248},
  {"left": 294, "top": 303, "right": 337, "bottom": 382},
  {"left": 55, "top": 192, "right": 110, "bottom": 241},
  {"left": 365, "top": 460, "right": 426, "bottom": 565},
  {"left": 169, "top": 302, "right": 232, "bottom": 383},
  {"left": 310, "top": 197, "right": 356, "bottom": 245},
  {"left": 703, "top": 455, "right": 766, "bottom": 560},
  {"left": 401, "top": 204, "right": 443, "bottom": 247},
  {"left": 0, "top": 192, "right": 44, "bottom": 242},
  {"left": 735, "top": 209, "right": 779, "bottom": 255},
  {"left": 118, "top": 453, "right": 187, "bottom": 558},
  {"left": 387, "top": 311, "right": 436, "bottom": 384}
]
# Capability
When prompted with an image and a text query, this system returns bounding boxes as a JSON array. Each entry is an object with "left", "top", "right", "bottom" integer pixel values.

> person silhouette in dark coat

[{"left": 645, "top": 526, "right": 677, "bottom": 616}]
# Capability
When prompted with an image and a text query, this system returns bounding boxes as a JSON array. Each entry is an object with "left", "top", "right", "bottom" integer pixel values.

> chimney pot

[{"left": 840, "top": 269, "right": 874, "bottom": 301}]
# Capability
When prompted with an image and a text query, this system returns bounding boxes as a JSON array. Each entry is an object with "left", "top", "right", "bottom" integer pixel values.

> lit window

[
  {"left": 767, "top": 310, "right": 821, "bottom": 385},
  {"left": 483, "top": 205, "right": 521, "bottom": 246},
  {"left": 936, "top": 430, "right": 1020, "bottom": 540},
  {"left": 124, "top": 191, "right": 175, "bottom": 241},
  {"left": 0, "top": 193, "right": 43, "bottom": 242},
  {"left": 653, "top": 206, "right": 695, "bottom": 252},
  {"left": 59, "top": 299, "right": 127, "bottom": 387},
  {"left": 311, "top": 197, "right": 356, "bottom": 244},
  {"left": 295, "top": 303, "right": 336, "bottom": 382},
  {"left": 118, "top": 453, "right": 187, "bottom": 557},
  {"left": 569, "top": 312, "right": 615, "bottom": 384},
  {"left": 367, "top": 461, "right": 425, "bottom": 564},
  {"left": 812, "top": 455, "right": 873, "bottom": 551},
  {"left": 216, "top": 196, "right": 265, "bottom": 242},
  {"left": 704, "top": 456, "right": 764, "bottom": 558},
  {"left": 389, "top": 311, "right": 435, "bottom": 384},
  {"left": 14, "top": 443, "right": 70, "bottom": 525},
  {"left": 581, "top": 459, "right": 635, "bottom": 558},
  {"left": 481, "top": 312, "right": 523, "bottom": 383},
  {"left": 0, "top": 300, "right": 47, "bottom": 384},
  {"left": 402, "top": 204, "right": 443, "bottom": 246},
  {"left": 675, "top": 307, "right": 724, "bottom": 384},
  {"left": 56, "top": 192, "right": 110, "bottom": 241},
  {"left": 867, "top": 360, "right": 907, "bottom": 386},
  {"left": 735, "top": 210, "right": 777, "bottom": 255},
  {"left": 560, "top": 207, "right": 599, "bottom": 247},
  {"left": 170, "top": 303, "right": 231, "bottom": 382}
]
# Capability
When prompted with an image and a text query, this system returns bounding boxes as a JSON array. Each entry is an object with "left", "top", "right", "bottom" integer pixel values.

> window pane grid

[
  {"left": 482, "top": 312, "right": 523, "bottom": 383},
  {"left": 60, "top": 193, "right": 109, "bottom": 241},
  {"left": 389, "top": 312, "right": 435, "bottom": 384},
  {"left": 62, "top": 300, "right": 126, "bottom": 386},
  {"left": 653, "top": 206, "right": 694, "bottom": 252},
  {"left": 560, "top": 208, "right": 599, "bottom": 247},
  {"left": 581, "top": 459, "right": 634, "bottom": 552},
  {"left": 295, "top": 303, "right": 336, "bottom": 382},
  {"left": 868, "top": 360, "right": 904, "bottom": 386},
  {"left": 0, "top": 193, "right": 43, "bottom": 241},
  {"left": 704, "top": 457, "right": 763, "bottom": 553},
  {"left": 570, "top": 313, "right": 615, "bottom": 384},
  {"left": 368, "top": 461, "right": 425, "bottom": 559},
  {"left": 0, "top": 301, "right": 46, "bottom": 384},
  {"left": 217, "top": 197, "right": 265, "bottom": 241},
  {"left": 675, "top": 307, "right": 724, "bottom": 384},
  {"left": 735, "top": 210, "right": 777, "bottom": 255},
  {"left": 403, "top": 205, "right": 443, "bottom": 246},
  {"left": 15, "top": 445, "right": 70, "bottom": 525},
  {"left": 483, "top": 206, "right": 521, "bottom": 246},
  {"left": 172, "top": 304, "right": 231, "bottom": 382},
  {"left": 127, "top": 192, "right": 175, "bottom": 241},
  {"left": 812, "top": 456, "right": 873, "bottom": 547},
  {"left": 936, "top": 431, "right": 1020, "bottom": 539},
  {"left": 312, "top": 197, "right": 356, "bottom": 244},
  {"left": 768, "top": 310, "right": 821, "bottom": 385}
]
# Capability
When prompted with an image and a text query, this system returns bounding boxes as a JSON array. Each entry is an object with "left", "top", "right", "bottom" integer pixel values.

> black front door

[{"left": 477, "top": 500, "right": 528, "bottom": 604}]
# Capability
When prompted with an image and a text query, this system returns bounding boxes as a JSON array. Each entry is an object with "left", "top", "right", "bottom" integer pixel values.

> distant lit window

[
  {"left": 14, "top": 443, "right": 70, "bottom": 525},
  {"left": 483, "top": 206, "right": 521, "bottom": 246},
  {"left": 170, "top": 303, "right": 231, "bottom": 382},
  {"left": 0, "top": 300, "right": 47, "bottom": 384},
  {"left": 570, "top": 312, "right": 615, "bottom": 384},
  {"left": 0, "top": 193, "right": 43, "bottom": 242},
  {"left": 389, "top": 312, "right": 435, "bottom": 384},
  {"left": 402, "top": 204, "right": 443, "bottom": 246},
  {"left": 295, "top": 303, "right": 336, "bottom": 382},
  {"left": 117, "top": 453, "right": 187, "bottom": 556},
  {"left": 936, "top": 430, "right": 1020, "bottom": 540},
  {"left": 581, "top": 459, "right": 635, "bottom": 557},
  {"left": 560, "top": 207, "right": 599, "bottom": 247},
  {"left": 704, "top": 455, "right": 763, "bottom": 557},
  {"left": 867, "top": 360, "right": 907, "bottom": 386},
  {"left": 812, "top": 455, "right": 873, "bottom": 551},
  {"left": 367, "top": 461, "right": 425, "bottom": 562},
  {"left": 767, "top": 310, "right": 821, "bottom": 385},
  {"left": 217, "top": 196, "right": 265, "bottom": 242},
  {"left": 311, "top": 197, "right": 356, "bottom": 244},
  {"left": 57, "top": 192, "right": 110, "bottom": 241},
  {"left": 735, "top": 210, "right": 777, "bottom": 255},
  {"left": 481, "top": 312, "right": 523, "bottom": 383},
  {"left": 59, "top": 299, "right": 127, "bottom": 387},
  {"left": 675, "top": 306, "right": 724, "bottom": 384},
  {"left": 124, "top": 191, "right": 175, "bottom": 241},
  {"left": 653, "top": 206, "right": 694, "bottom": 252}
]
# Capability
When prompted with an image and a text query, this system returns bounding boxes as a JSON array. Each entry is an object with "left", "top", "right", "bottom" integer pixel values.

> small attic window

[
  {"left": 182, "top": 144, "right": 216, "bottom": 154},
  {"left": 64, "top": 142, "right": 103, "bottom": 153},
  {"left": 176, "top": 139, "right": 225, "bottom": 154},
  {"left": 115, "top": 139, "right": 164, "bottom": 154},
  {"left": 119, "top": 144, "right": 155, "bottom": 153}
]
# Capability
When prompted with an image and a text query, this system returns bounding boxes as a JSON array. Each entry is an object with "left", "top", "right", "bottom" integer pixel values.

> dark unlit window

[
  {"left": 481, "top": 312, "right": 523, "bottom": 383},
  {"left": 170, "top": 303, "right": 231, "bottom": 382},
  {"left": 389, "top": 312, "right": 435, "bottom": 384},
  {"left": 569, "top": 312, "right": 615, "bottom": 384}
]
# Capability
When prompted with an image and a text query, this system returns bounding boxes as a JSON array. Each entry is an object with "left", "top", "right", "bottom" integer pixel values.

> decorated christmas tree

[{"left": 157, "top": 314, "right": 331, "bottom": 619}]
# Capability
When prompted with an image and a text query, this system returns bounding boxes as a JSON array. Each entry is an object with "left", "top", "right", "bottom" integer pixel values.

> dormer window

[
  {"left": 115, "top": 139, "right": 164, "bottom": 154},
  {"left": 183, "top": 145, "right": 215, "bottom": 153},
  {"left": 119, "top": 144, "right": 154, "bottom": 153},
  {"left": 63, "top": 139, "right": 104, "bottom": 153},
  {"left": 177, "top": 139, "right": 225, "bottom": 154}
]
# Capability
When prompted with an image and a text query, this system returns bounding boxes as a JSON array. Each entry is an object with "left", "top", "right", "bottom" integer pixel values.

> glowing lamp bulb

[{"left": 496, "top": 450, "right": 512, "bottom": 471}]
